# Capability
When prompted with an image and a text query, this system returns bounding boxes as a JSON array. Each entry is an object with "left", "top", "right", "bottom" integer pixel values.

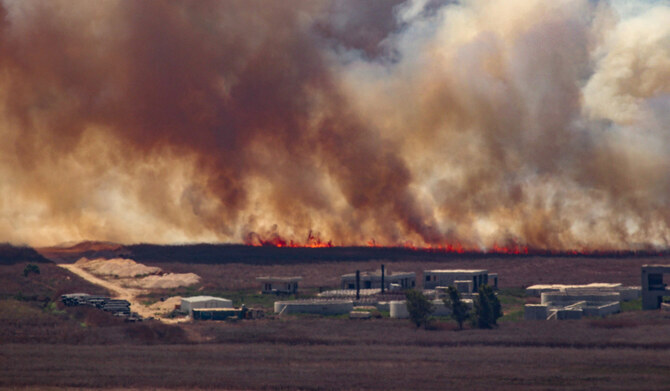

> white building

[
  {"left": 181, "top": 296, "right": 233, "bottom": 315},
  {"left": 423, "top": 269, "right": 497, "bottom": 291},
  {"left": 257, "top": 276, "right": 302, "bottom": 294},
  {"left": 340, "top": 270, "right": 416, "bottom": 290},
  {"left": 524, "top": 291, "right": 621, "bottom": 320}
]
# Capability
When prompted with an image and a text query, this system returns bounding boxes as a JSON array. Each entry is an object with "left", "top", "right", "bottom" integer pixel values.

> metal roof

[
  {"left": 181, "top": 296, "right": 231, "bottom": 303},
  {"left": 256, "top": 276, "right": 302, "bottom": 282},
  {"left": 341, "top": 270, "right": 415, "bottom": 278}
]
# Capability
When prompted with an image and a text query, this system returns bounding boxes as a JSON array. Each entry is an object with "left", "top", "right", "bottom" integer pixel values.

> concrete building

[
  {"left": 181, "top": 296, "right": 233, "bottom": 315},
  {"left": 642, "top": 265, "right": 670, "bottom": 310},
  {"left": 524, "top": 291, "right": 621, "bottom": 320},
  {"left": 340, "top": 270, "right": 416, "bottom": 290},
  {"left": 389, "top": 299, "right": 473, "bottom": 319},
  {"left": 257, "top": 276, "right": 302, "bottom": 294},
  {"left": 526, "top": 283, "right": 640, "bottom": 301},
  {"left": 423, "top": 269, "right": 497, "bottom": 291}
]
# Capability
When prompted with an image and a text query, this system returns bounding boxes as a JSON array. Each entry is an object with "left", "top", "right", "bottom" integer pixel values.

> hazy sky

[{"left": 0, "top": 0, "right": 669, "bottom": 250}]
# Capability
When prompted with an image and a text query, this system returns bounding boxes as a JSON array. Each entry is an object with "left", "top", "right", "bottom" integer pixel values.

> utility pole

[{"left": 356, "top": 270, "right": 360, "bottom": 300}]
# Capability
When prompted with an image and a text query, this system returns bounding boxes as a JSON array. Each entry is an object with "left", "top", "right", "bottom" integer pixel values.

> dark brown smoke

[{"left": 0, "top": 0, "right": 669, "bottom": 251}]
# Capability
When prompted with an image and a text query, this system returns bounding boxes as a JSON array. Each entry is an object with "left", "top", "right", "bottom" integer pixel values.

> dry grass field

[
  {"left": 3, "top": 244, "right": 670, "bottom": 390},
  {"left": 151, "top": 255, "right": 656, "bottom": 293},
  {"left": 3, "top": 315, "right": 670, "bottom": 390}
]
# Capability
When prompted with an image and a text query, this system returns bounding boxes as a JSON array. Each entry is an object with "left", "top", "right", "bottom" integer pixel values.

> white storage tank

[{"left": 389, "top": 301, "right": 409, "bottom": 319}]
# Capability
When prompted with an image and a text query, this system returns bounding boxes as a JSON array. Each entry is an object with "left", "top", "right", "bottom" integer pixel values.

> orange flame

[{"left": 244, "top": 230, "right": 333, "bottom": 248}]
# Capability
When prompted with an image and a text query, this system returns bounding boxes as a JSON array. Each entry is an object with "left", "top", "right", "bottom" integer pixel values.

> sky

[{"left": 0, "top": 0, "right": 669, "bottom": 250}]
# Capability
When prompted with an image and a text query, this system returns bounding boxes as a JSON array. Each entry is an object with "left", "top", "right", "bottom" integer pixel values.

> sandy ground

[
  {"left": 74, "top": 257, "right": 161, "bottom": 278},
  {"left": 74, "top": 257, "right": 200, "bottom": 289},
  {"left": 59, "top": 263, "right": 190, "bottom": 324}
]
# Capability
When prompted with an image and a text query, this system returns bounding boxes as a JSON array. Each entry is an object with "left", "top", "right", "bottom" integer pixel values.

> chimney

[
  {"left": 356, "top": 270, "right": 360, "bottom": 300},
  {"left": 381, "top": 264, "right": 385, "bottom": 294}
]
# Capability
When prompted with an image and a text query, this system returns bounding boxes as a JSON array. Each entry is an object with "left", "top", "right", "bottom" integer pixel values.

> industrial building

[
  {"left": 60, "top": 293, "right": 135, "bottom": 319},
  {"left": 423, "top": 269, "right": 497, "bottom": 291},
  {"left": 257, "top": 276, "right": 302, "bottom": 294},
  {"left": 524, "top": 291, "right": 621, "bottom": 320},
  {"left": 340, "top": 270, "right": 416, "bottom": 290},
  {"left": 642, "top": 265, "right": 670, "bottom": 310},
  {"left": 526, "top": 283, "right": 640, "bottom": 301},
  {"left": 181, "top": 296, "right": 233, "bottom": 315}
]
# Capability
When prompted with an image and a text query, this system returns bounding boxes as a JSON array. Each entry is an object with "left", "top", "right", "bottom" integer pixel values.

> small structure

[
  {"left": 642, "top": 265, "right": 670, "bottom": 310},
  {"left": 257, "top": 276, "right": 302, "bottom": 294},
  {"left": 524, "top": 291, "right": 621, "bottom": 320},
  {"left": 193, "top": 307, "right": 246, "bottom": 321},
  {"left": 60, "top": 293, "right": 134, "bottom": 318},
  {"left": 389, "top": 299, "right": 471, "bottom": 319},
  {"left": 181, "top": 296, "right": 233, "bottom": 316},
  {"left": 274, "top": 299, "right": 353, "bottom": 315},
  {"left": 318, "top": 288, "right": 384, "bottom": 299},
  {"left": 423, "top": 269, "right": 496, "bottom": 291},
  {"left": 340, "top": 270, "right": 415, "bottom": 290},
  {"left": 526, "top": 283, "right": 640, "bottom": 301}
]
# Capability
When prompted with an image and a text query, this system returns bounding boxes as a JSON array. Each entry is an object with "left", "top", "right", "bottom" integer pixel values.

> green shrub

[
  {"left": 443, "top": 286, "right": 469, "bottom": 330},
  {"left": 23, "top": 264, "right": 40, "bottom": 277},
  {"left": 405, "top": 289, "right": 434, "bottom": 329},
  {"left": 473, "top": 285, "right": 501, "bottom": 329}
]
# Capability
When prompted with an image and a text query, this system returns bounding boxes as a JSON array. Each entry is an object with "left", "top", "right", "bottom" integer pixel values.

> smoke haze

[{"left": 0, "top": 0, "right": 668, "bottom": 250}]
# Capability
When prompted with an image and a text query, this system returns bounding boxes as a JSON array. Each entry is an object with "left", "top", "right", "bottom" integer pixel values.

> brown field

[
  {"left": 146, "top": 254, "right": 660, "bottom": 292},
  {"left": 3, "top": 247, "right": 670, "bottom": 390},
  {"left": 3, "top": 314, "right": 670, "bottom": 390}
]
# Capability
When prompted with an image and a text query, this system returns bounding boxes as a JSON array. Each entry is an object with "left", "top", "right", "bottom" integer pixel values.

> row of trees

[{"left": 405, "top": 285, "right": 501, "bottom": 330}]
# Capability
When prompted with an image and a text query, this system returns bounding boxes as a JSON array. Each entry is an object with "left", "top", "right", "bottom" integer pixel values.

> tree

[
  {"left": 473, "top": 285, "right": 502, "bottom": 329},
  {"left": 23, "top": 264, "right": 40, "bottom": 277},
  {"left": 443, "top": 286, "right": 469, "bottom": 330},
  {"left": 483, "top": 285, "right": 502, "bottom": 324},
  {"left": 405, "top": 289, "right": 434, "bottom": 329}
]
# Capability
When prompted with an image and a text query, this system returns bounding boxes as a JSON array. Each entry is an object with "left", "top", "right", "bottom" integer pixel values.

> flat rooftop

[
  {"left": 527, "top": 283, "right": 622, "bottom": 290},
  {"left": 182, "top": 296, "right": 232, "bottom": 303},
  {"left": 341, "top": 271, "right": 415, "bottom": 278},
  {"left": 424, "top": 269, "right": 488, "bottom": 274},
  {"left": 256, "top": 276, "right": 303, "bottom": 282}
]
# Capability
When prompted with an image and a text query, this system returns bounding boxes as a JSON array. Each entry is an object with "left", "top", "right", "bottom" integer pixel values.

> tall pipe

[
  {"left": 381, "top": 264, "right": 385, "bottom": 294},
  {"left": 356, "top": 270, "right": 360, "bottom": 300}
]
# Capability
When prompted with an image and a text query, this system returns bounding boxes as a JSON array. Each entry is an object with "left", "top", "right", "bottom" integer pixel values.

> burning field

[
  {"left": 2, "top": 2, "right": 670, "bottom": 389},
  {"left": 0, "top": 0, "right": 668, "bottom": 254}
]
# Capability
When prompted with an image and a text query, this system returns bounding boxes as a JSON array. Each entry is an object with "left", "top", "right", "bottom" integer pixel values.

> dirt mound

[
  {"left": 147, "top": 296, "right": 182, "bottom": 315},
  {"left": 127, "top": 274, "right": 201, "bottom": 290},
  {"left": 75, "top": 257, "right": 161, "bottom": 278},
  {"left": 74, "top": 257, "right": 200, "bottom": 290}
]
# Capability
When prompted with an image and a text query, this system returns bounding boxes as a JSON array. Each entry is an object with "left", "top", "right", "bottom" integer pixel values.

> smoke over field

[{"left": 0, "top": 0, "right": 668, "bottom": 251}]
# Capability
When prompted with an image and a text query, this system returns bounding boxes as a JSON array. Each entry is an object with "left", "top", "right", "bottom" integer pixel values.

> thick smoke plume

[{"left": 0, "top": 0, "right": 668, "bottom": 251}]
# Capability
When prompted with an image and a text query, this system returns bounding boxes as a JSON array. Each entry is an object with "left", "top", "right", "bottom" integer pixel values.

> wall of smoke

[{"left": 0, "top": 0, "right": 668, "bottom": 250}]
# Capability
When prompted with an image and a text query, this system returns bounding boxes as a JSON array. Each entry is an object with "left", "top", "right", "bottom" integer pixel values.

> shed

[
  {"left": 257, "top": 276, "right": 302, "bottom": 294},
  {"left": 340, "top": 270, "right": 416, "bottom": 290},
  {"left": 423, "top": 269, "right": 495, "bottom": 291},
  {"left": 181, "top": 296, "right": 233, "bottom": 315}
]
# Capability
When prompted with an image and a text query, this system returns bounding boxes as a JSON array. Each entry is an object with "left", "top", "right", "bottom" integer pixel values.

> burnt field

[{"left": 3, "top": 243, "right": 670, "bottom": 389}]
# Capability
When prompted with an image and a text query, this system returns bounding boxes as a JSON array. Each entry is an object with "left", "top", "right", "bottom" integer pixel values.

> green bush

[
  {"left": 23, "top": 264, "right": 40, "bottom": 277},
  {"left": 473, "top": 285, "right": 501, "bottom": 329},
  {"left": 405, "top": 289, "right": 434, "bottom": 329},
  {"left": 443, "top": 286, "right": 469, "bottom": 330}
]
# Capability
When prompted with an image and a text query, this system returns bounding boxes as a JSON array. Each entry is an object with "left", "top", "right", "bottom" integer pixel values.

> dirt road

[{"left": 59, "top": 264, "right": 186, "bottom": 323}]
